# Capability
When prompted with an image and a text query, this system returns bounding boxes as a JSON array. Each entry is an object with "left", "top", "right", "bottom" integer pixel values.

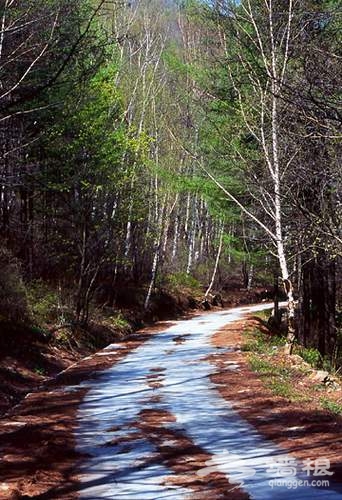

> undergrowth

[
  {"left": 320, "top": 398, "right": 342, "bottom": 416},
  {"left": 248, "top": 354, "right": 308, "bottom": 402},
  {"left": 243, "top": 323, "right": 341, "bottom": 410}
]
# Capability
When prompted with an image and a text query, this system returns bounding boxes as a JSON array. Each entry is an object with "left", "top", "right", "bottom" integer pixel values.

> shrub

[
  {"left": 0, "top": 247, "right": 29, "bottom": 323},
  {"left": 297, "top": 346, "right": 322, "bottom": 368},
  {"left": 107, "top": 312, "right": 130, "bottom": 331},
  {"left": 26, "top": 280, "right": 61, "bottom": 324},
  {"left": 166, "top": 272, "right": 201, "bottom": 292}
]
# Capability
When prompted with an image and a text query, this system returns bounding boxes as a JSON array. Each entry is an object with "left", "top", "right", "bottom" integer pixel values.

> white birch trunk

[
  {"left": 144, "top": 194, "right": 171, "bottom": 310},
  {"left": 144, "top": 237, "right": 161, "bottom": 310},
  {"left": 186, "top": 234, "right": 194, "bottom": 275},
  {"left": 205, "top": 224, "right": 224, "bottom": 298},
  {"left": 186, "top": 194, "right": 197, "bottom": 275},
  {"left": 184, "top": 192, "right": 191, "bottom": 238},
  {"left": 247, "top": 264, "right": 254, "bottom": 291},
  {"left": 172, "top": 211, "right": 179, "bottom": 261}
]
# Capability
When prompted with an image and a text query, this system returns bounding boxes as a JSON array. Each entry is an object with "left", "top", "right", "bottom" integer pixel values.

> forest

[{"left": 0, "top": 0, "right": 341, "bottom": 366}]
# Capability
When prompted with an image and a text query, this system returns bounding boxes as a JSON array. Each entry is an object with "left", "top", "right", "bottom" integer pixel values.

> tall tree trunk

[
  {"left": 205, "top": 223, "right": 224, "bottom": 298},
  {"left": 299, "top": 253, "right": 336, "bottom": 359}
]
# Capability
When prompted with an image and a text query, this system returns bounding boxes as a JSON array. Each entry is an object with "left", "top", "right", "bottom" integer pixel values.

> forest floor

[{"left": 1, "top": 302, "right": 341, "bottom": 498}]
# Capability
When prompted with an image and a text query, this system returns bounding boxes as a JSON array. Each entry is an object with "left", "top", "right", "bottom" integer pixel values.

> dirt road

[
  {"left": 2, "top": 304, "right": 342, "bottom": 499},
  {"left": 75, "top": 304, "right": 342, "bottom": 499}
]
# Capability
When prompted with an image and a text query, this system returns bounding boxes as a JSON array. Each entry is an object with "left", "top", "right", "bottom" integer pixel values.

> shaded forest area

[{"left": 0, "top": 0, "right": 341, "bottom": 386}]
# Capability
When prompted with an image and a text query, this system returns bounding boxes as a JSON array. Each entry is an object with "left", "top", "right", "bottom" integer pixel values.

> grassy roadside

[{"left": 242, "top": 313, "right": 342, "bottom": 416}]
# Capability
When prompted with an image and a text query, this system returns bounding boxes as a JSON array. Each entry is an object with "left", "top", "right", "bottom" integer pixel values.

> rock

[
  {"left": 211, "top": 293, "right": 224, "bottom": 307},
  {"left": 289, "top": 354, "right": 303, "bottom": 364},
  {"left": 327, "top": 382, "right": 341, "bottom": 391},
  {"left": 289, "top": 354, "right": 311, "bottom": 369},
  {"left": 310, "top": 370, "right": 331, "bottom": 384},
  {"left": 201, "top": 299, "right": 211, "bottom": 310}
]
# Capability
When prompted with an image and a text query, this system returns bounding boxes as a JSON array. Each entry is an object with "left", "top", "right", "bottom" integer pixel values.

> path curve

[{"left": 76, "top": 304, "right": 342, "bottom": 499}]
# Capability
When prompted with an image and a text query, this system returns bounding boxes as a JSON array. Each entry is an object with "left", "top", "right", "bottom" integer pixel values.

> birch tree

[{"left": 201, "top": 0, "right": 300, "bottom": 350}]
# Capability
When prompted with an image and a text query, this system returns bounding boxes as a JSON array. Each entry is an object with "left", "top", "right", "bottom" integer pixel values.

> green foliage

[
  {"left": 166, "top": 272, "right": 201, "bottom": 292},
  {"left": 248, "top": 356, "right": 276, "bottom": 373},
  {"left": 320, "top": 397, "right": 342, "bottom": 416},
  {"left": 34, "top": 365, "right": 46, "bottom": 376},
  {"left": 30, "top": 325, "right": 50, "bottom": 338},
  {"left": 55, "top": 328, "right": 71, "bottom": 346},
  {"left": 244, "top": 327, "right": 311, "bottom": 401},
  {"left": 297, "top": 347, "right": 322, "bottom": 368},
  {"left": 248, "top": 355, "right": 289, "bottom": 377},
  {"left": 44, "top": 61, "right": 148, "bottom": 196},
  {"left": 248, "top": 354, "right": 308, "bottom": 402},
  {"left": 49, "top": 64, "right": 129, "bottom": 184},
  {"left": 242, "top": 328, "right": 286, "bottom": 354},
  {"left": 295, "top": 345, "right": 334, "bottom": 372},
  {"left": 253, "top": 310, "right": 271, "bottom": 321},
  {"left": 162, "top": 46, "right": 190, "bottom": 79},
  {"left": 0, "top": 247, "right": 29, "bottom": 324},
  {"left": 267, "top": 379, "right": 308, "bottom": 401},
  {"left": 106, "top": 313, "right": 131, "bottom": 332},
  {"left": 27, "top": 281, "right": 60, "bottom": 324}
]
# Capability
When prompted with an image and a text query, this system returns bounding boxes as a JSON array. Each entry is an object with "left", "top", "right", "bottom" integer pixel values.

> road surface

[{"left": 75, "top": 304, "right": 342, "bottom": 499}]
